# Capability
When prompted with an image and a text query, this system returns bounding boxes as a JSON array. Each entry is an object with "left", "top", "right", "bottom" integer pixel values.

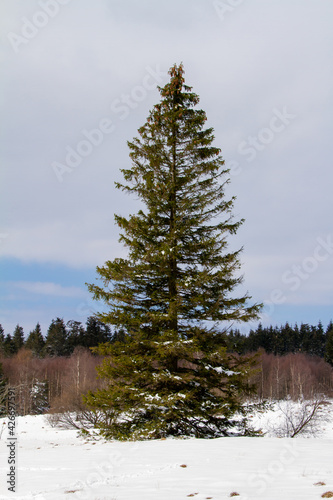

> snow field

[{"left": 0, "top": 403, "right": 332, "bottom": 500}]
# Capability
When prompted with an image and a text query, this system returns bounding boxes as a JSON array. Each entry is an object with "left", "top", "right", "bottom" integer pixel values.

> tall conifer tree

[
  {"left": 44, "top": 318, "right": 68, "bottom": 357},
  {"left": 84, "top": 316, "right": 112, "bottom": 348},
  {"left": 12, "top": 324, "right": 24, "bottom": 354},
  {"left": 85, "top": 64, "right": 261, "bottom": 439},
  {"left": 0, "top": 324, "right": 5, "bottom": 356},
  {"left": 325, "top": 321, "right": 333, "bottom": 366},
  {"left": 25, "top": 323, "right": 45, "bottom": 357}
]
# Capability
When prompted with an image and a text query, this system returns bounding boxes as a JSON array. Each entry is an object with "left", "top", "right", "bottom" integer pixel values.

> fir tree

[
  {"left": 25, "top": 323, "right": 45, "bottom": 357},
  {"left": 44, "top": 318, "right": 69, "bottom": 357},
  {"left": 30, "top": 380, "right": 49, "bottom": 414},
  {"left": 12, "top": 324, "right": 24, "bottom": 353},
  {"left": 83, "top": 316, "right": 111, "bottom": 349},
  {"left": 299, "top": 323, "right": 311, "bottom": 353},
  {"left": 279, "top": 322, "right": 297, "bottom": 355},
  {"left": 66, "top": 320, "right": 85, "bottom": 353},
  {"left": 0, "top": 324, "right": 5, "bottom": 356},
  {"left": 325, "top": 321, "right": 333, "bottom": 366},
  {"left": 3, "top": 334, "right": 15, "bottom": 357},
  {"left": 314, "top": 321, "right": 326, "bottom": 357},
  {"left": 85, "top": 64, "right": 261, "bottom": 439}
]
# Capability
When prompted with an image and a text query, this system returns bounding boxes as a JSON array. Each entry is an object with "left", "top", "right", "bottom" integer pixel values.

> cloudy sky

[{"left": 1, "top": 0, "right": 332, "bottom": 337}]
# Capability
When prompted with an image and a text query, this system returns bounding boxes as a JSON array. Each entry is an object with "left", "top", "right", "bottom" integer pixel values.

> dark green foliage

[
  {"left": 0, "top": 324, "right": 5, "bottom": 355},
  {"left": 226, "top": 328, "right": 248, "bottom": 355},
  {"left": 44, "top": 318, "right": 69, "bottom": 357},
  {"left": 12, "top": 324, "right": 24, "bottom": 353},
  {"left": 325, "top": 322, "right": 333, "bottom": 366},
  {"left": 85, "top": 64, "right": 261, "bottom": 439},
  {"left": 227, "top": 321, "right": 333, "bottom": 358},
  {"left": 25, "top": 323, "right": 45, "bottom": 357},
  {"left": 3, "top": 334, "right": 15, "bottom": 357},
  {"left": 298, "top": 321, "right": 326, "bottom": 357},
  {"left": 310, "top": 321, "right": 326, "bottom": 357},
  {"left": 1, "top": 316, "right": 123, "bottom": 358},
  {"left": 83, "top": 316, "right": 112, "bottom": 349},
  {"left": 85, "top": 339, "right": 259, "bottom": 440},
  {"left": 30, "top": 380, "right": 49, "bottom": 414},
  {"left": 66, "top": 320, "right": 85, "bottom": 352}
]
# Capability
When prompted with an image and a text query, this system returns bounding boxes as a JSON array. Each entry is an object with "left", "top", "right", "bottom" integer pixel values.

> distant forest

[
  {"left": 1, "top": 318, "right": 332, "bottom": 417},
  {"left": 229, "top": 320, "right": 333, "bottom": 363},
  {"left": 1, "top": 317, "right": 332, "bottom": 364}
]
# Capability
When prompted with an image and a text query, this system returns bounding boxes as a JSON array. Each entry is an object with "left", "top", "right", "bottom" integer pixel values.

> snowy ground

[{"left": 0, "top": 402, "right": 332, "bottom": 500}]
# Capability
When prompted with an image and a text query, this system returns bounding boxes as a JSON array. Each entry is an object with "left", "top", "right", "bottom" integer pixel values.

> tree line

[
  {"left": 227, "top": 321, "right": 333, "bottom": 365},
  {"left": 1, "top": 318, "right": 332, "bottom": 365},
  {"left": 1, "top": 317, "right": 331, "bottom": 418},
  {"left": 0, "top": 316, "right": 125, "bottom": 358}
]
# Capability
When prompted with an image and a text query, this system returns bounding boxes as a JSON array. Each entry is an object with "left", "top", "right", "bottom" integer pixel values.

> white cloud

[
  {"left": 13, "top": 281, "right": 86, "bottom": 298},
  {"left": 0, "top": 218, "right": 127, "bottom": 268},
  {"left": 1, "top": 0, "right": 333, "bottom": 328}
]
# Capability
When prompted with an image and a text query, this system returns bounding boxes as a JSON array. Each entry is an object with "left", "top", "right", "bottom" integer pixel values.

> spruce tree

[
  {"left": 12, "top": 324, "right": 24, "bottom": 353},
  {"left": 325, "top": 321, "right": 333, "bottom": 366},
  {"left": 85, "top": 64, "right": 261, "bottom": 439},
  {"left": 83, "top": 316, "right": 112, "bottom": 348},
  {"left": 25, "top": 323, "right": 45, "bottom": 357},
  {"left": 44, "top": 318, "right": 69, "bottom": 357},
  {"left": 30, "top": 380, "right": 49, "bottom": 414},
  {"left": 0, "top": 324, "right": 5, "bottom": 356},
  {"left": 66, "top": 320, "right": 85, "bottom": 353},
  {"left": 3, "top": 334, "right": 15, "bottom": 357}
]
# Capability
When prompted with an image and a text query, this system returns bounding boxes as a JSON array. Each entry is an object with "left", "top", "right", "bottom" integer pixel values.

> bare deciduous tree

[{"left": 269, "top": 397, "right": 332, "bottom": 438}]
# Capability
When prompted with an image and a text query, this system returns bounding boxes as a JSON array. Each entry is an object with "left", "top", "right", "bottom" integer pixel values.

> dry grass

[
  {"left": 321, "top": 493, "right": 333, "bottom": 498},
  {"left": 314, "top": 482, "right": 326, "bottom": 486},
  {"left": 230, "top": 493, "right": 240, "bottom": 498}
]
